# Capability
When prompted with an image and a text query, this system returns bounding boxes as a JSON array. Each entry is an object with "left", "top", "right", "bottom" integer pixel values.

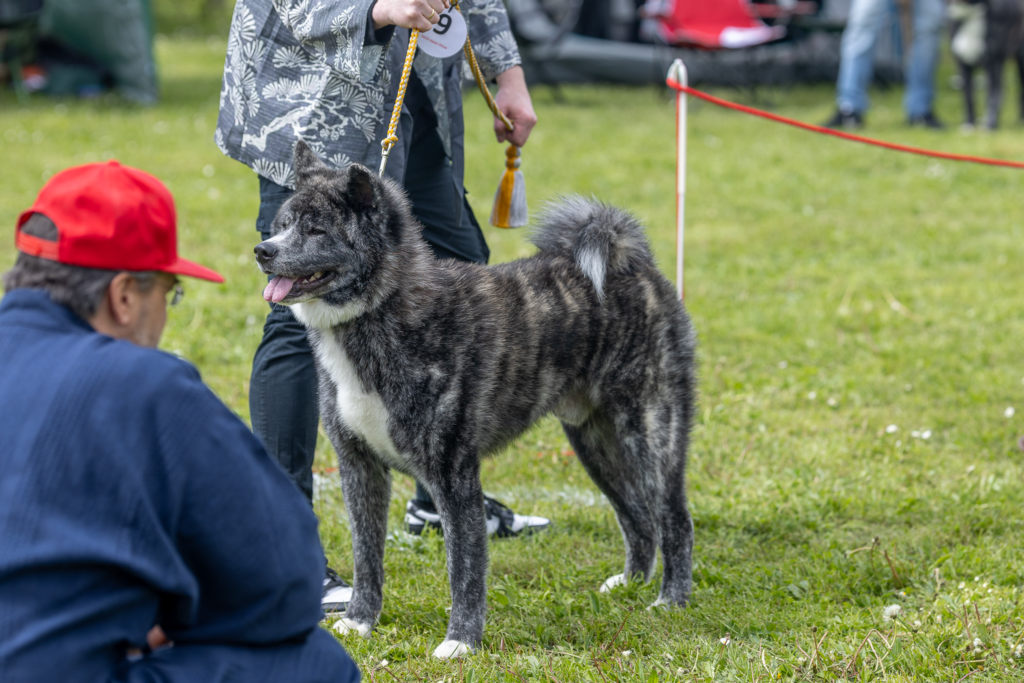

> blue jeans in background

[{"left": 836, "top": 0, "right": 945, "bottom": 118}]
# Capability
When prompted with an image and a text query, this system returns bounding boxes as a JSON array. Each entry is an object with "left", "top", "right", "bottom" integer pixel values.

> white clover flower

[
  {"left": 895, "top": 440, "right": 902, "bottom": 447},
  {"left": 379, "top": 659, "right": 389, "bottom": 667},
  {"left": 886, "top": 424, "right": 898, "bottom": 434},
  {"left": 913, "top": 620, "right": 922, "bottom": 629},
  {"left": 720, "top": 635, "right": 731, "bottom": 645},
  {"left": 827, "top": 397, "right": 838, "bottom": 407},
  {"left": 621, "top": 650, "right": 631, "bottom": 657},
  {"left": 973, "top": 637, "right": 984, "bottom": 652},
  {"left": 911, "top": 430, "right": 921, "bottom": 438},
  {"left": 959, "top": 582, "right": 966, "bottom": 589},
  {"left": 1015, "top": 644, "right": 1023, "bottom": 658},
  {"left": 1006, "top": 407, "right": 1016, "bottom": 418},
  {"left": 778, "top": 361, "right": 788, "bottom": 369},
  {"left": 975, "top": 576, "right": 981, "bottom": 582},
  {"left": 922, "top": 430, "right": 932, "bottom": 439},
  {"left": 883, "top": 604, "right": 903, "bottom": 622},
  {"left": 808, "top": 391, "right": 817, "bottom": 400}
]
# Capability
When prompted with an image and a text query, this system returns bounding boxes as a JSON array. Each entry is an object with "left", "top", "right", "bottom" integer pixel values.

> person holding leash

[
  {"left": 0, "top": 162, "right": 360, "bottom": 683},
  {"left": 217, "top": 0, "right": 548, "bottom": 614}
]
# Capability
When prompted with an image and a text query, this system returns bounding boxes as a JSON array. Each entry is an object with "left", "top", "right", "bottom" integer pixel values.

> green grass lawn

[{"left": 6, "top": 36, "right": 1024, "bottom": 681}]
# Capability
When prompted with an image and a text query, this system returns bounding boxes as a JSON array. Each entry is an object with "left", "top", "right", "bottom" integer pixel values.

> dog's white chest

[{"left": 314, "top": 334, "right": 404, "bottom": 464}]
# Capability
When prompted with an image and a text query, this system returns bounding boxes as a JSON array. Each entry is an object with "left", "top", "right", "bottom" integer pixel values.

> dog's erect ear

[
  {"left": 346, "top": 164, "right": 376, "bottom": 212},
  {"left": 293, "top": 140, "right": 331, "bottom": 187}
]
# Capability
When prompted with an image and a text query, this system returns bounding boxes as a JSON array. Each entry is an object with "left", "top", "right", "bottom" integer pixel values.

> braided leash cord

[
  {"left": 378, "top": 1, "right": 516, "bottom": 176},
  {"left": 459, "top": 10, "right": 513, "bottom": 133},
  {"left": 378, "top": 30, "right": 420, "bottom": 175}
]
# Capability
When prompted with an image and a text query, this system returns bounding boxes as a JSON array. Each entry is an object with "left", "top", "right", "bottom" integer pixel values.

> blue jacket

[{"left": 0, "top": 290, "right": 358, "bottom": 682}]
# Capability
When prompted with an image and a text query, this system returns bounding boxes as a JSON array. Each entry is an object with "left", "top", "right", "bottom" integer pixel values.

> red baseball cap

[{"left": 15, "top": 161, "right": 224, "bottom": 283}]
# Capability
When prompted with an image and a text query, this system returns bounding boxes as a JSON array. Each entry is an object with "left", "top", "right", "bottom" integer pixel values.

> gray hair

[{"left": 3, "top": 214, "right": 159, "bottom": 322}]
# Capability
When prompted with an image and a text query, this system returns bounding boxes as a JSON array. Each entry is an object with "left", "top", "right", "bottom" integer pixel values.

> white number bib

[{"left": 417, "top": 7, "right": 467, "bottom": 58}]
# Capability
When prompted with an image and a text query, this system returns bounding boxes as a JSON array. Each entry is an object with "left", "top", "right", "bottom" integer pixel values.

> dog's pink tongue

[{"left": 263, "top": 275, "right": 297, "bottom": 303}]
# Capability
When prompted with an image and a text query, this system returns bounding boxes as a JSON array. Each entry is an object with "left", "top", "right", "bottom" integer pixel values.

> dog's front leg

[
  {"left": 426, "top": 461, "right": 488, "bottom": 659},
  {"left": 334, "top": 437, "right": 391, "bottom": 638}
]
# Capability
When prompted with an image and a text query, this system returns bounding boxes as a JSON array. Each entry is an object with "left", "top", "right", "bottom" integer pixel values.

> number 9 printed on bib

[{"left": 417, "top": 7, "right": 468, "bottom": 58}]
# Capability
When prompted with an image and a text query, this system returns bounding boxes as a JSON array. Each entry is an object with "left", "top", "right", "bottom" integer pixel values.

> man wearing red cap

[{"left": 0, "top": 162, "right": 360, "bottom": 683}]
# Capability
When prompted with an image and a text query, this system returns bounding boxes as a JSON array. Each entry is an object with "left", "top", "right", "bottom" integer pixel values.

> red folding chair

[{"left": 642, "top": 0, "right": 786, "bottom": 49}]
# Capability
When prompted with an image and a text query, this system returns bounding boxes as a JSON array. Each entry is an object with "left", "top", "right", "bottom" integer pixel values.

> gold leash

[
  {"left": 378, "top": 31, "right": 420, "bottom": 176},
  {"left": 377, "top": 2, "right": 527, "bottom": 227}
]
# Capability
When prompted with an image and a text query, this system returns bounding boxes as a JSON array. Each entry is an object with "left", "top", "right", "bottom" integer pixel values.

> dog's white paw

[
  {"left": 433, "top": 640, "right": 472, "bottom": 659},
  {"left": 332, "top": 618, "right": 373, "bottom": 639},
  {"left": 599, "top": 573, "right": 627, "bottom": 593}
]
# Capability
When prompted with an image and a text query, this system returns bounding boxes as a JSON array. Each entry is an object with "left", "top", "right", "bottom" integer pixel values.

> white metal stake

[{"left": 668, "top": 59, "right": 687, "bottom": 300}]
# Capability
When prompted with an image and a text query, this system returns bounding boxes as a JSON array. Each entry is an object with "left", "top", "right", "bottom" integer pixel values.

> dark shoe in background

[
  {"left": 908, "top": 112, "right": 945, "bottom": 129},
  {"left": 822, "top": 109, "right": 864, "bottom": 129},
  {"left": 405, "top": 496, "right": 551, "bottom": 538}
]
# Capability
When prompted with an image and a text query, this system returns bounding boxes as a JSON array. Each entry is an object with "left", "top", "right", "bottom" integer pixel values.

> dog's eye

[{"left": 307, "top": 227, "right": 327, "bottom": 236}]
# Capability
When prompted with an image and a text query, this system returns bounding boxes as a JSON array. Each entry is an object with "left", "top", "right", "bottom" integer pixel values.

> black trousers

[{"left": 250, "top": 129, "right": 488, "bottom": 504}]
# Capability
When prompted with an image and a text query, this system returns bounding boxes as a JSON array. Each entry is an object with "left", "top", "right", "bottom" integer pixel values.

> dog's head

[{"left": 255, "top": 141, "right": 414, "bottom": 315}]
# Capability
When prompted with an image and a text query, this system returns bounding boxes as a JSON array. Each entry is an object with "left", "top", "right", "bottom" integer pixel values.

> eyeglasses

[{"left": 168, "top": 282, "right": 185, "bottom": 307}]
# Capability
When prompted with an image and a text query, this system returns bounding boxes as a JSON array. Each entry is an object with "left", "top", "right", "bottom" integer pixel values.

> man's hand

[
  {"left": 493, "top": 67, "right": 537, "bottom": 148},
  {"left": 147, "top": 626, "right": 172, "bottom": 650},
  {"left": 372, "top": 0, "right": 450, "bottom": 32}
]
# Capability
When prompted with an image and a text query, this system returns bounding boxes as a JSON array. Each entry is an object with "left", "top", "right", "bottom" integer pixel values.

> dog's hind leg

[
  {"left": 421, "top": 458, "right": 489, "bottom": 658},
  {"left": 563, "top": 413, "right": 660, "bottom": 592},
  {"left": 653, "top": 419, "right": 694, "bottom": 608}
]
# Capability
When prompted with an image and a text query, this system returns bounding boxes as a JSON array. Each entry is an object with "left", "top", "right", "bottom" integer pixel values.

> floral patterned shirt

[{"left": 216, "top": 0, "right": 521, "bottom": 190}]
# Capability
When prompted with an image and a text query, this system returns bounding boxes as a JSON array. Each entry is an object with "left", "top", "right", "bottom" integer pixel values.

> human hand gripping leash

[{"left": 378, "top": 0, "right": 527, "bottom": 228}]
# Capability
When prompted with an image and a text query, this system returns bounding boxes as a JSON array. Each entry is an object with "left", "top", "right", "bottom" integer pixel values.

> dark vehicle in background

[{"left": 505, "top": 0, "right": 906, "bottom": 87}]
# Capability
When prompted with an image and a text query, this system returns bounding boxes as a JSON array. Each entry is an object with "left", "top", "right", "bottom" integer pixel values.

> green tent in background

[{"left": 40, "top": 0, "right": 157, "bottom": 103}]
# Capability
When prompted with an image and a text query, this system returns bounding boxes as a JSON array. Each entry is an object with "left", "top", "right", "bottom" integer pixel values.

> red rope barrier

[{"left": 666, "top": 78, "right": 1024, "bottom": 171}]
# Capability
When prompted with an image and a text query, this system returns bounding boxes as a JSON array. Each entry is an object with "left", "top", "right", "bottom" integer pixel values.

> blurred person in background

[
  {"left": 823, "top": 0, "right": 946, "bottom": 129},
  {"left": 0, "top": 162, "right": 359, "bottom": 683},
  {"left": 216, "top": 0, "right": 547, "bottom": 616}
]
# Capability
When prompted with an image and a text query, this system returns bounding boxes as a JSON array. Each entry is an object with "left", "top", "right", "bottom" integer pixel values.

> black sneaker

[
  {"left": 822, "top": 109, "right": 864, "bottom": 129},
  {"left": 484, "top": 496, "right": 551, "bottom": 538},
  {"left": 405, "top": 496, "right": 551, "bottom": 538},
  {"left": 908, "top": 112, "right": 944, "bottom": 129},
  {"left": 322, "top": 567, "right": 352, "bottom": 614}
]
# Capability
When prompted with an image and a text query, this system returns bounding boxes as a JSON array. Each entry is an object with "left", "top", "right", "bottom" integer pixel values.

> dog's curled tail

[{"left": 531, "top": 196, "right": 654, "bottom": 300}]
